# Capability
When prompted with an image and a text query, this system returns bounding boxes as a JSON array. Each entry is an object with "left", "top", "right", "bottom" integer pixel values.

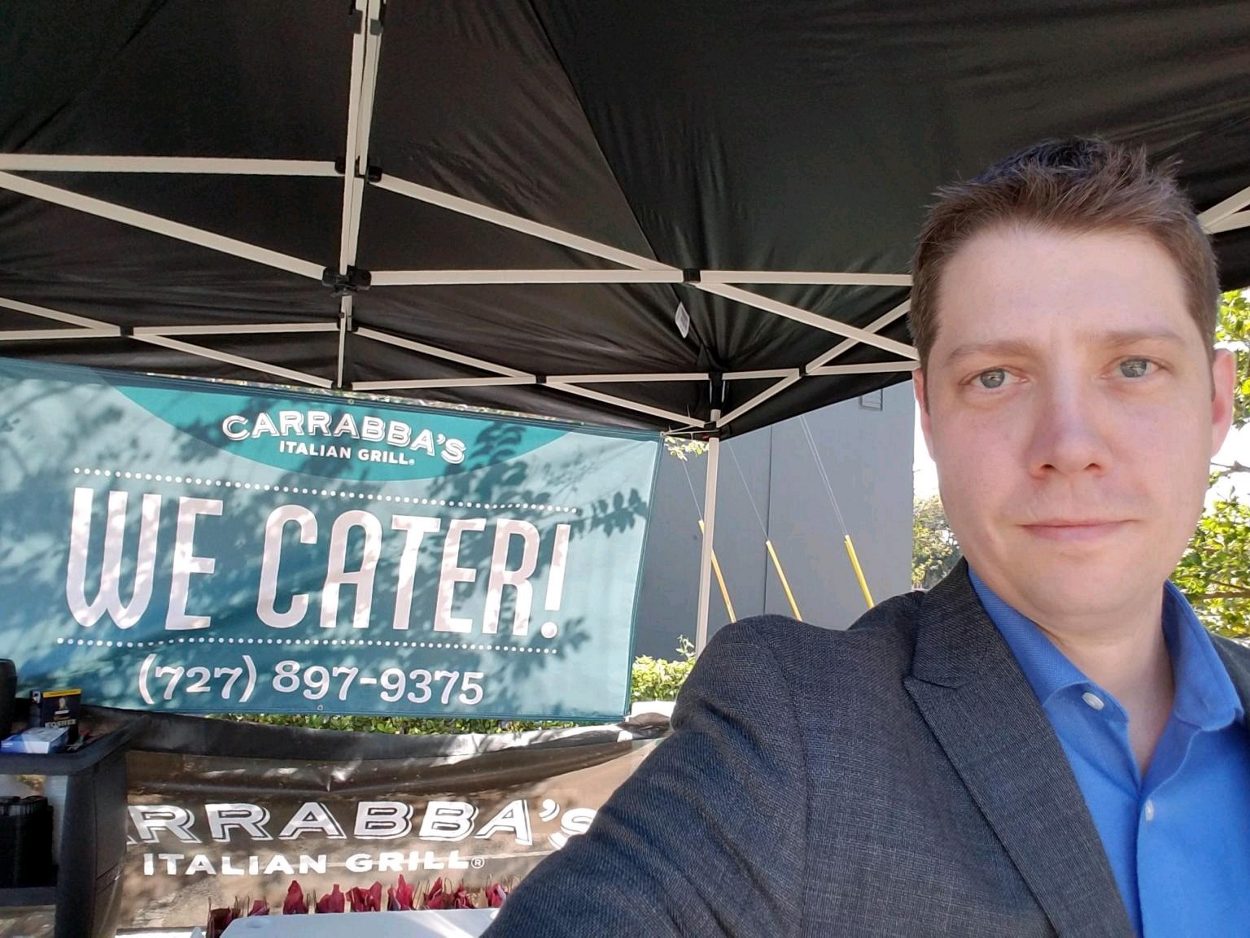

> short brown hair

[{"left": 909, "top": 138, "right": 1219, "bottom": 368}]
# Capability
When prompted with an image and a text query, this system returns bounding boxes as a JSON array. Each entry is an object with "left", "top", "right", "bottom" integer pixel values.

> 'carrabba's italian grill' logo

[{"left": 221, "top": 409, "right": 466, "bottom": 466}]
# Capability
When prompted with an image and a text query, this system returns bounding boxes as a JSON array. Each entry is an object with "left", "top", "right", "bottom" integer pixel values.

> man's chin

[{"left": 1011, "top": 570, "right": 1167, "bottom": 628}]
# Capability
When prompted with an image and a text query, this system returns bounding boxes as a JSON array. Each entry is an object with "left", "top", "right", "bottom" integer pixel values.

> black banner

[{"left": 111, "top": 711, "right": 668, "bottom": 929}]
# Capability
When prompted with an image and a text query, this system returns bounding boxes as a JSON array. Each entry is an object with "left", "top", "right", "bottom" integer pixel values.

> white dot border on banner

[
  {"left": 70, "top": 467, "right": 582, "bottom": 515},
  {"left": 56, "top": 636, "right": 558, "bottom": 655}
]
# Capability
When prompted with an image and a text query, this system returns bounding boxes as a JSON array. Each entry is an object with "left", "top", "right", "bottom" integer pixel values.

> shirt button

[
  {"left": 1144, "top": 799, "right": 1156, "bottom": 822},
  {"left": 1081, "top": 691, "right": 1105, "bottom": 711}
]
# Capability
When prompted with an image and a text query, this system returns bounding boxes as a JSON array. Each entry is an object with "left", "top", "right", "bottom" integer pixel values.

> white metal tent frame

[{"left": 2, "top": 2, "right": 1249, "bottom": 649}]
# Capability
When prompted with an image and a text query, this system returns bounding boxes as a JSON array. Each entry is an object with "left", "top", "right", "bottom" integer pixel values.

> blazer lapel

[{"left": 903, "top": 563, "right": 1132, "bottom": 937}]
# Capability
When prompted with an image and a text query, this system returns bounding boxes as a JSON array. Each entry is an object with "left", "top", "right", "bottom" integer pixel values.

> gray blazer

[{"left": 486, "top": 563, "right": 1250, "bottom": 936}]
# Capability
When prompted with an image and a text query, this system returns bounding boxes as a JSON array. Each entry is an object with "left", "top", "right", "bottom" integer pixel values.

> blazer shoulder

[
  {"left": 704, "top": 590, "right": 926, "bottom": 669},
  {"left": 1211, "top": 633, "right": 1250, "bottom": 685},
  {"left": 1212, "top": 633, "right": 1250, "bottom": 662}
]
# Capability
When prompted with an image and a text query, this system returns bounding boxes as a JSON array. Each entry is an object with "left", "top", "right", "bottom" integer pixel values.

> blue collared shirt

[{"left": 969, "top": 568, "right": 1250, "bottom": 937}]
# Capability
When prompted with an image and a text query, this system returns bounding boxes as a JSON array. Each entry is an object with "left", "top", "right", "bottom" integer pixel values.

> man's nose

[{"left": 1026, "top": 384, "right": 1111, "bottom": 476}]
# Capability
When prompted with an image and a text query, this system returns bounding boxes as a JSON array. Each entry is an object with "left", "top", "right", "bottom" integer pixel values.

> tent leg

[
  {"left": 695, "top": 435, "right": 721, "bottom": 655},
  {"left": 336, "top": 296, "right": 352, "bottom": 388}
]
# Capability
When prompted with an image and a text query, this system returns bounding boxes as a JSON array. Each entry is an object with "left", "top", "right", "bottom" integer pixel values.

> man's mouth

[{"left": 1020, "top": 520, "right": 1128, "bottom": 542}]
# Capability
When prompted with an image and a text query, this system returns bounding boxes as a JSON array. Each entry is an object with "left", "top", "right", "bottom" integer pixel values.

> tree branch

[{"left": 1210, "top": 460, "right": 1250, "bottom": 479}]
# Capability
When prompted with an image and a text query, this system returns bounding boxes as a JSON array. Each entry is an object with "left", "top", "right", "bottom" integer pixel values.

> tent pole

[
  {"left": 1207, "top": 210, "right": 1250, "bottom": 234},
  {"left": 695, "top": 429, "right": 721, "bottom": 655},
  {"left": 715, "top": 298, "right": 911, "bottom": 430},
  {"left": 336, "top": 296, "right": 352, "bottom": 388},
  {"left": 694, "top": 281, "right": 916, "bottom": 358},
  {"left": 0, "top": 172, "right": 323, "bottom": 280},
  {"left": 1198, "top": 183, "right": 1250, "bottom": 227}
]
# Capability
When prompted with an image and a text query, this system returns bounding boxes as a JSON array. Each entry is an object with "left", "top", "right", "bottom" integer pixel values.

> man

[{"left": 486, "top": 139, "right": 1250, "bottom": 936}]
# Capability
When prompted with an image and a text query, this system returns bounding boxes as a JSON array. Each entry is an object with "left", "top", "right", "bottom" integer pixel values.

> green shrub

[{"left": 629, "top": 637, "right": 695, "bottom": 703}]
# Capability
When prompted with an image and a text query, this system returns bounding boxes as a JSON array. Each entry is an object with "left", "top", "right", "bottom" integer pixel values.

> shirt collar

[
  {"left": 1160, "top": 581, "right": 1244, "bottom": 729},
  {"left": 968, "top": 567, "right": 1243, "bottom": 731}
]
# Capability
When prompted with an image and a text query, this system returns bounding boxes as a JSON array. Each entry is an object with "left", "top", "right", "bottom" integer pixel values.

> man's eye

[
  {"left": 976, "top": 369, "right": 1007, "bottom": 389},
  {"left": 1118, "top": 358, "right": 1152, "bottom": 378}
]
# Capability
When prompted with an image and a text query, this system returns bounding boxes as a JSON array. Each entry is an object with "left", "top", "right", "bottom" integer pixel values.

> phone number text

[{"left": 136, "top": 654, "right": 485, "bottom": 707}]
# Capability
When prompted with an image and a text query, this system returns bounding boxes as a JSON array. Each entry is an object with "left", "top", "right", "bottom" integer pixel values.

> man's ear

[
  {"left": 913, "top": 367, "right": 936, "bottom": 460},
  {"left": 1209, "top": 347, "right": 1238, "bottom": 458}
]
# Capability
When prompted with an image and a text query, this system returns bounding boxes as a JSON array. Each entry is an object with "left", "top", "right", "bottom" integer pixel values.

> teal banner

[{"left": 0, "top": 359, "right": 661, "bottom": 721}]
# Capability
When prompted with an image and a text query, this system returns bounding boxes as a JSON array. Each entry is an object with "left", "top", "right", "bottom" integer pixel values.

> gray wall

[{"left": 633, "top": 382, "right": 915, "bottom": 658}]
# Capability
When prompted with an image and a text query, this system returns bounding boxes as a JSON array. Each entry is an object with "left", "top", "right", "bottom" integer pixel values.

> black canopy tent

[{"left": 2, "top": 1, "right": 1250, "bottom": 645}]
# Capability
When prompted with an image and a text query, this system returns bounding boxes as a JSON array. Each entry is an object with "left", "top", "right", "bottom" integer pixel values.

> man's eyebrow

[
  {"left": 939, "top": 328, "right": 1189, "bottom": 368},
  {"left": 1096, "top": 327, "right": 1188, "bottom": 349},
  {"left": 940, "top": 339, "right": 1035, "bottom": 368}
]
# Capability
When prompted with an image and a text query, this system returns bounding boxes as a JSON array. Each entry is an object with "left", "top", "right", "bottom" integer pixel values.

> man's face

[{"left": 914, "top": 225, "right": 1235, "bottom": 628}]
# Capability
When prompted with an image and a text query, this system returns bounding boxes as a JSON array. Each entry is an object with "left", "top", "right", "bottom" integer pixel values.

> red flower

[
  {"left": 422, "top": 877, "right": 450, "bottom": 910},
  {"left": 389, "top": 874, "right": 414, "bottom": 911},
  {"left": 485, "top": 883, "right": 508, "bottom": 908},
  {"left": 282, "top": 881, "right": 308, "bottom": 915},
  {"left": 347, "top": 882, "right": 382, "bottom": 912},
  {"left": 316, "top": 883, "right": 345, "bottom": 914},
  {"left": 206, "top": 907, "right": 235, "bottom": 938},
  {"left": 451, "top": 884, "right": 475, "bottom": 909}
]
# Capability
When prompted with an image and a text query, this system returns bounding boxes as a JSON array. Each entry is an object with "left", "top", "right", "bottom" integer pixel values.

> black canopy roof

[{"left": 2, "top": 1, "right": 1249, "bottom": 436}]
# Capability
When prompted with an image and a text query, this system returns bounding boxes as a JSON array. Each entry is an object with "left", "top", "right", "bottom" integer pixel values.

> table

[
  {"left": 0, "top": 727, "right": 132, "bottom": 938},
  {"left": 223, "top": 909, "right": 498, "bottom": 936}
]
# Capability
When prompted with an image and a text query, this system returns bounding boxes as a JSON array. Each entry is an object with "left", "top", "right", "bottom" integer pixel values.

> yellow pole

[
  {"left": 698, "top": 519, "right": 737, "bottom": 622},
  {"left": 764, "top": 539, "right": 802, "bottom": 620},
  {"left": 843, "top": 534, "right": 874, "bottom": 609}
]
